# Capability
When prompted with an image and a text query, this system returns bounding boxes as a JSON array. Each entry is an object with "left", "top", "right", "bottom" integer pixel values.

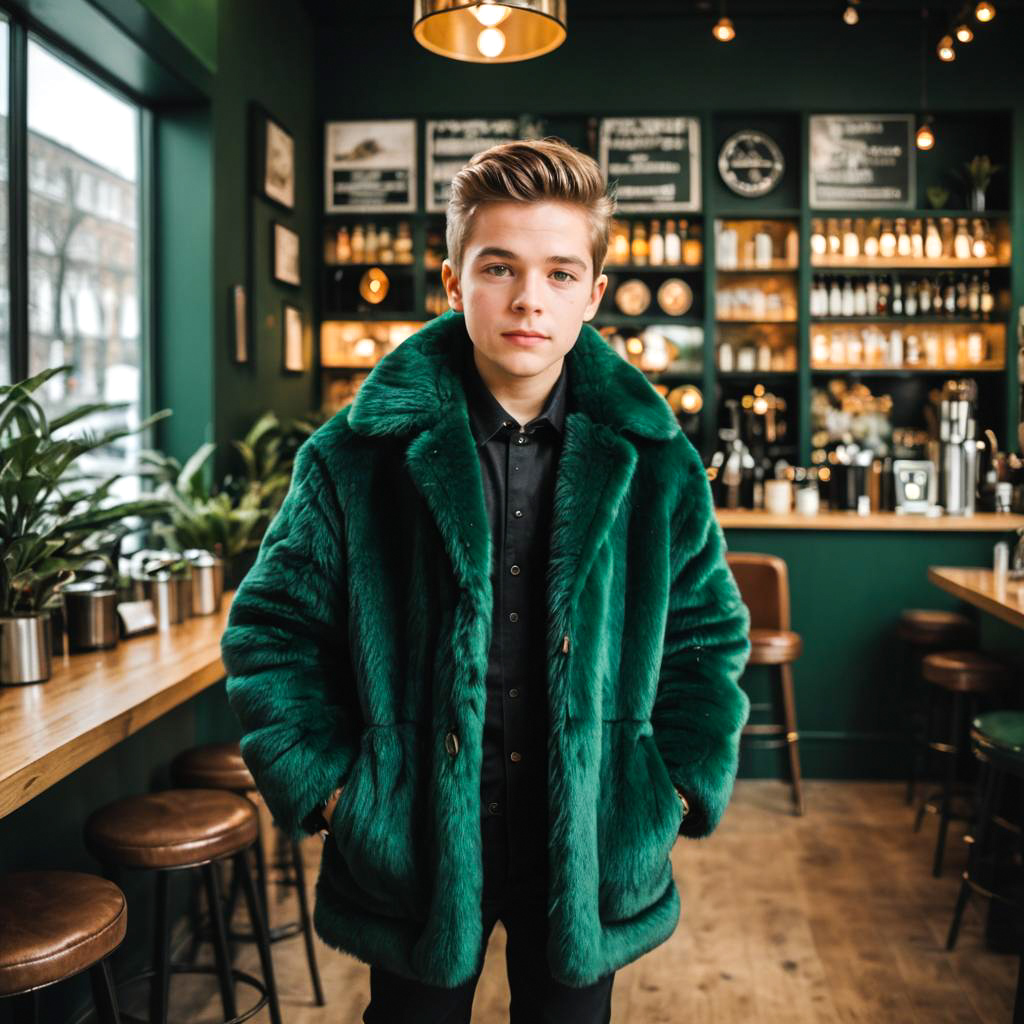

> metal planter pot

[
  {"left": 184, "top": 549, "right": 223, "bottom": 615},
  {"left": 62, "top": 582, "right": 120, "bottom": 652},
  {"left": 0, "top": 612, "right": 53, "bottom": 685}
]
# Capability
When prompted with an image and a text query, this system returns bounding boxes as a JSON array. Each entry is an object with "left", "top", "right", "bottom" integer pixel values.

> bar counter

[
  {"left": 717, "top": 509, "right": 1024, "bottom": 532},
  {"left": 929, "top": 567, "right": 1024, "bottom": 631},
  {"left": 0, "top": 591, "right": 234, "bottom": 819}
]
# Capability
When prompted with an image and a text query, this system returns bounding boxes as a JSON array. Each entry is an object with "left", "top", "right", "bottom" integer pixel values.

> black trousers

[{"left": 363, "top": 807, "right": 615, "bottom": 1023}]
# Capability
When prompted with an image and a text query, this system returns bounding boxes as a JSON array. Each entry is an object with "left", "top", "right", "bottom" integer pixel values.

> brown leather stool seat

[
  {"left": 898, "top": 608, "right": 977, "bottom": 649},
  {"left": 171, "top": 742, "right": 254, "bottom": 791},
  {"left": 748, "top": 628, "right": 803, "bottom": 665},
  {"left": 85, "top": 790, "right": 258, "bottom": 870},
  {"left": 0, "top": 871, "right": 125, "bottom": 996},
  {"left": 922, "top": 650, "right": 1010, "bottom": 693}
]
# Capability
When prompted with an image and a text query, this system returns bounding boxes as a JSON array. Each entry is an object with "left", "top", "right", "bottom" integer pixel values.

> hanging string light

[
  {"left": 936, "top": 33, "right": 956, "bottom": 59},
  {"left": 917, "top": 8, "right": 937, "bottom": 150},
  {"left": 974, "top": 2, "right": 995, "bottom": 21},
  {"left": 843, "top": 1, "right": 860, "bottom": 25},
  {"left": 712, "top": 0, "right": 735, "bottom": 41}
]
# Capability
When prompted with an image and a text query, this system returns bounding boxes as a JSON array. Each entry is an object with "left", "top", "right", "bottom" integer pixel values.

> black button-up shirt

[{"left": 459, "top": 339, "right": 567, "bottom": 895}]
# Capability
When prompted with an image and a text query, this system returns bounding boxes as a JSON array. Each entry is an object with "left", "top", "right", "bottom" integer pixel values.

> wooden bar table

[
  {"left": 0, "top": 591, "right": 234, "bottom": 819},
  {"left": 928, "top": 568, "right": 1024, "bottom": 632}
]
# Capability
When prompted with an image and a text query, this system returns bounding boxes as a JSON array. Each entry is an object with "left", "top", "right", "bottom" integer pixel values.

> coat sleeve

[
  {"left": 220, "top": 439, "right": 363, "bottom": 840},
  {"left": 650, "top": 437, "right": 751, "bottom": 839}
]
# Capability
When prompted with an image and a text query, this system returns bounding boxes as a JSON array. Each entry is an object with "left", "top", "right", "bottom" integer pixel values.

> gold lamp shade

[{"left": 413, "top": 1, "right": 567, "bottom": 63}]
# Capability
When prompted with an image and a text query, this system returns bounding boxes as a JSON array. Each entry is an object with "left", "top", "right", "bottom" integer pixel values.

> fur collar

[{"left": 347, "top": 310, "right": 680, "bottom": 442}]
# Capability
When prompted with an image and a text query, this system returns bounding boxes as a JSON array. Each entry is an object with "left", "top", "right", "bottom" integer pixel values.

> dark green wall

[{"left": 137, "top": 0, "right": 217, "bottom": 71}]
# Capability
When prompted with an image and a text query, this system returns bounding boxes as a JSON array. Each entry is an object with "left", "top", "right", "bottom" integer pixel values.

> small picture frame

[
  {"left": 231, "top": 284, "right": 249, "bottom": 364},
  {"left": 282, "top": 303, "right": 304, "bottom": 373},
  {"left": 259, "top": 110, "right": 295, "bottom": 210},
  {"left": 272, "top": 221, "right": 300, "bottom": 287}
]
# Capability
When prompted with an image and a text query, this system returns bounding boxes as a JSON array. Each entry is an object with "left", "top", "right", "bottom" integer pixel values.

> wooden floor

[{"left": 142, "top": 780, "right": 1018, "bottom": 1023}]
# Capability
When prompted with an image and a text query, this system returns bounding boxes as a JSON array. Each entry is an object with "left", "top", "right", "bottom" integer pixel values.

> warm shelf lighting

[
  {"left": 412, "top": 0, "right": 566, "bottom": 63},
  {"left": 916, "top": 118, "right": 936, "bottom": 150},
  {"left": 843, "top": 3, "right": 860, "bottom": 26},
  {"left": 954, "top": 22, "right": 974, "bottom": 41},
  {"left": 712, "top": 16, "right": 736, "bottom": 41},
  {"left": 936, "top": 34, "right": 956, "bottom": 60},
  {"left": 975, "top": 2, "right": 996, "bottom": 22}
]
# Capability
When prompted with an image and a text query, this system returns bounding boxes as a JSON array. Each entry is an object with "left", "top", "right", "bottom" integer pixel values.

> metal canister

[
  {"left": 62, "top": 582, "right": 120, "bottom": 652},
  {"left": 143, "top": 570, "right": 183, "bottom": 630},
  {"left": 0, "top": 612, "right": 53, "bottom": 685},
  {"left": 184, "top": 549, "right": 223, "bottom": 615}
]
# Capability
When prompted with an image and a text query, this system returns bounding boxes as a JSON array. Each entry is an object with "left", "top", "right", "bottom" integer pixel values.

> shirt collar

[{"left": 460, "top": 338, "right": 568, "bottom": 447}]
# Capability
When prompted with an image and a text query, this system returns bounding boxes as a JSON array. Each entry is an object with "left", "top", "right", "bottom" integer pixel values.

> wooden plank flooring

[{"left": 138, "top": 780, "right": 1018, "bottom": 1023}]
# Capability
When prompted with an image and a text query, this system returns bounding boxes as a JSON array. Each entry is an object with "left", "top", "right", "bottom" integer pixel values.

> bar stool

[
  {"left": 898, "top": 608, "right": 978, "bottom": 805},
  {"left": 914, "top": 651, "right": 1008, "bottom": 878},
  {"left": 170, "top": 741, "right": 325, "bottom": 1006},
  {"left": 726, "top": 552, "right": 805, "bottom": 815},
  {"left": 84, "top": 789, "right": 283, "bottom": 1024},
  {"left": 0, "top": 871, "right": 126, "bottom": 1023}
]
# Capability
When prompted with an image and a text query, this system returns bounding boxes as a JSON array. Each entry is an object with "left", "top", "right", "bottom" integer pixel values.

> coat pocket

[
  {"left": 596, "top": 720, "right": 682, "bottom": 923},
  {"left": 328, "top": 722, "right": 429, "bottom": 921}
]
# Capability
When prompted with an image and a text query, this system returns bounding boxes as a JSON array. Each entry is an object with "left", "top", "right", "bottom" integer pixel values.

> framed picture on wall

[
  {"left": 231, "top": 284, "right": 248, "bottom": 363},
  {"left": 272, "top": 221, "right": 300, "bottom": 286},
  {"left": 282, "top": 303, "right": 304, "bottom": 373},
  {"left": 256, "top": 107, "right": 295, "bottom": 210}
]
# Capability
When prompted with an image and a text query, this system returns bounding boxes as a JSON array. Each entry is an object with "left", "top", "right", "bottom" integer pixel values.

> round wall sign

[{"left": 718, "top": 131, "right": 785, "bottom": 197}]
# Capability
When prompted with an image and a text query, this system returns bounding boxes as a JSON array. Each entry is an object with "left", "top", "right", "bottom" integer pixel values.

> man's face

[{"left": 440, "top": 200, "right": 608, "bottom": 381}]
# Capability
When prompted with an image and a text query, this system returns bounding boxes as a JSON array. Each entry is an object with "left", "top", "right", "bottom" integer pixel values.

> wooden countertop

[
  {"left": 928, "top": 567, "right": 1024, "bottom": 631},
  {"left": 0, "top": 591, "right": 234, "bottom": 819},
  {"left": 718, "top": 509, "right": 1024, "bottom": 532}
]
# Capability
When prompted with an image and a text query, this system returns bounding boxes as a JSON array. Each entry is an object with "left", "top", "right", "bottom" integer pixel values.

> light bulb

[
  {"left": 975, "top": 2, "right": 995, "bottom": 22},
  {"left": 843, "top": 4, "right": 859, "bottom": 25},
  {"left": 955, "top": 22, "right": 974, "bottom": 41},
  {"left": 471, "top": 2, "right": 510, "bottom": 27},
  {"left": 937, "top": 34, "right": 956, "bottom": 60},
  {"left": 916, "top": 123, "right": 935, "bottom": 150},
  {"left": 476, "top": 27, "right": 506, "bottom": 58},
  {"left": 712, "top": 16, "right": 735, "bottom": 42}
]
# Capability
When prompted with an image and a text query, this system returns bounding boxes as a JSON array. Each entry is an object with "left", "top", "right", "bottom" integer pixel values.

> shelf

[
  {"left": 810, "top": 317, "right": 1001, "bottom": 325},
  {"left": 811, "top": 258, "right": 1010, "bottom": 271},
  {"left": 717, "top": 318, "right": 798, "bottom": 325},
  {"left": 810, "top": 365, "right": 1004, "bottom": 375},
  {"left": 716, "top": 263, "right": 799, "bottom": 274},
  {"left": 321, "top": 310, "right": 428, "bottom": 321},
  {"left": 604, "top": 263, "right": 703, "bottom": 274},
  {"left": 593, "top": 314, "right": 703, "bottom": 328},
  {"left": 716, "top": 210, "right": 801, "bottom": 218},
  {"left": 718, "top": 370, "right": 798, "bottom": 379},
  {"left": 809, "top": 209, "right": 1010, "bottom": 219}
]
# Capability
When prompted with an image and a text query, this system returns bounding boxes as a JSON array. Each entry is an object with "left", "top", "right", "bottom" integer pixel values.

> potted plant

[
  {"left": 961, "top": 155, "right": 1003, "bottom": 212},
  {"left": 0, "top": 365, "right": 173, "bottom": 684}
]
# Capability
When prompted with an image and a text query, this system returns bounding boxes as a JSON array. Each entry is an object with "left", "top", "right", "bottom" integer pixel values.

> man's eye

[
  {"left": 484, "top": 264, "right": 511, "bottom": 276},
  {"left": 551, "top": 270, "right": 575, "bottom": 282}
]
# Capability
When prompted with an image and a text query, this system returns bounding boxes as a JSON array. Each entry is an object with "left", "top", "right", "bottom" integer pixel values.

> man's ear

[
  {"left": 582, "top": 272, "right": 609, "bottom": 322},
  {"left": 441, "top": 259, "right": 464, "bottom": 312}
]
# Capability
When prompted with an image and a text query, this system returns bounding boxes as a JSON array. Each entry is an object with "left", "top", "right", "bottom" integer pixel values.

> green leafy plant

[
  {"left": 926, "top": 185, "right": 950, "bottom": 209},
  {"left": 0, "top": 365, "right": 173, "bottom": 615},
  {"left": 963, "top": 155, "right": 1003, "bottom": 193}
]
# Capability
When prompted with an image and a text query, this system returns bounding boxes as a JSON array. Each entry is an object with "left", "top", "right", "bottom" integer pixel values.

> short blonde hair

[{"left": 445, "top": 136, "right": 615, "bottom": 281}]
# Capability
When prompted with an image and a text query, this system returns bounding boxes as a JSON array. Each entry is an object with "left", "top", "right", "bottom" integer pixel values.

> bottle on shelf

[
  {"left": 980, "top": 270, "right": 994, "bottom": 314},
  {"left": 953, "top": 218, "right": 971, "bottom": 260},
  {"left": 895, "top": 218, "right": 911, "bottom": 258},
  {"left": 863, "top": 218, "right": 880, "bottom": 259},
  {"left": 395, "top": 221, "right": 414, "bottom": 264},
  {"left": 611, "top": 219, "right": 630, "bottom": 264},
  {"left": 784, "top": 226, "right": 799, "bottom": 266},
  {"left": 878, "top": 220, "right": 897, "bottom": 259},
  {"left": 810, "top": 218, "right": 827, "bottom": 257},
  {"left": 664, "top": 219, "right": 681, "bottom": 264},
  {"left": 631, "top": 221, "right": 649, "bottom": 266},
  {"left": 841, "top": 218, "right": 859, "bottom": 261},
  {"left": 649, "top": 219, "right": 664, "bottom": 266},
  {"left": 682, "top": 222, "right": 702, "bottom": 266},
  {"left": 910, "top": 218, "right": 924, "bottom": 259},
  {"left": 365, "top": 222, "right": 379, "bottom": 263},
  {"left": 335, "top": 225, "right": 352, "bottom": 263},
  {"left": 924, "top": 220, "right": 943, "bottom": 260},
  {"left": 377, "top": 224, "right": 394, "bottom": 263}
]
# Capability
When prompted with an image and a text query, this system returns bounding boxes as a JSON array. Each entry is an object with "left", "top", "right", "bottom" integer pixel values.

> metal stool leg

[
  {"left": 89, "top": 957, "right": 123, "bottom": 1024},
  {"left": 914, "top": 684, "right": 938, "bottom": 832},
  {"left": 235, "top": 848, "right": 283, "bottom": 1024},
  {"left": 934, "top": 690, "right": 965, "bottom": 878},
  {"left": 779, "top": 663, "right": 804, "bottom": 815},
  {"left": 149, "top": 869, "right": 172, "bottom": 1024},
  {"left": 289, "top": 838, "right": 326, "bottom": 1005},
  {"left": 252, "top": 814, "right": 272, "bottom": 925},
  {"left": 201, "top": 860, "right": 239, "bottom": 1022},
  {"left": 906, "top": 645, "right": 925, "bottom": 806},
  {"left": 947, "top": 755, "right": 999, "bottom": 950}
]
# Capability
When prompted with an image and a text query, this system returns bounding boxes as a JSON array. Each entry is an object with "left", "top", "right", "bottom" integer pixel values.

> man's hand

[{"left": 321, "top": 786, "right": 344, "bottom": 832}]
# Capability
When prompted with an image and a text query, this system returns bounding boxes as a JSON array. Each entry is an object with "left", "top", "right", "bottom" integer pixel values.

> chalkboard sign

[
  {"left": 598, "top": 117, "right": 701, "bottom": 212},
  {"left": 809, "top": 114, "right": 915, "bottom": 209},
  {"left": 324, "top": 119, "right": 417, "bottom": 213},
  {"left": 425, "top": 117, "right": 545, "bottom": 212}
]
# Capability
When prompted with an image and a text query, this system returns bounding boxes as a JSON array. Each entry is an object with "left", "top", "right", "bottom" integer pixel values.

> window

[
  {"left": 0, "top": 18, "right": 9, "bottom": 386},
  {"left": 23, "top": 36, "right": 145, "bottom": 493}
]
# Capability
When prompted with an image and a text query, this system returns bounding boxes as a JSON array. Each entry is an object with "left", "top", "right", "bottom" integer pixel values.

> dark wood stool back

[{"left": 727, "top": 552, "right": 790, "bottom": 631}]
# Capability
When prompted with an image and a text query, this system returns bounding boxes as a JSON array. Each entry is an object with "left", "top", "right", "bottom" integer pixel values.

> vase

[
  {"left": 970, "top": 186, "right": 987, "bottom": 212},
  {"left": 0, "top": 611, "right": 53, "bottom": 684}
]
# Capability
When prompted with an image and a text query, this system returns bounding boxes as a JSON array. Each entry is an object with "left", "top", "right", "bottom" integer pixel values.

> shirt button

[
  {"left": 513, "top": 509, "right": 523, "bottom": 517},
  {"left": 509, "top": 612, "right": 519, "bottom": 622},
  {"left": 515, "top": 435, "right": 527, "bottom": 445},
  {"left": 509, "top": 565, "right": 520, "bottom": 576},
  {"left": 510, "top": 751, "right": 522, "bottom": 763},
  {"left": 508, "top": 687, "right": 519, "bottom": 698},
  {"left": 444, "top": 731, "right": 459, "bottom": 757},
  {"left": 488, "top": 801, "right": 500, "bottom": 814}
]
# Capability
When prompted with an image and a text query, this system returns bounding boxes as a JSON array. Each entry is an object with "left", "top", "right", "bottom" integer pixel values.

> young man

[{"left": 221, "top": 138, "right": 751, "bottom": 1023}]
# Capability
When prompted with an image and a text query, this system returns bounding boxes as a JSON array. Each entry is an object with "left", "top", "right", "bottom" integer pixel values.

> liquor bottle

[
  {"left": 980, "top": 270, "right": 994, "bottom": 314},
  {"left": 910, "top": 218, "right": 924, "bottom": 259},
  {"left": 967, "top": 274, "right": 980, "bottom": 315},
  {"left": 953, "top": 218, "right": 971, "bottom": 260},
  {"left": 889, "top": 328, "right": 904, "bottom": 367},
  {"left": 863, "top": 219, "right": 880, "bottom": 258},
  {"left": 877, "top": 277, "right": 890, "bottom": 315},
  {"left": 895, "top": 218, "right": 911, "bottom": 258},
  {"left": 939, "top": 218, "right": 954, "bottom": 259},
  {"left": 784, "top": 226, "right": 799, "bottom": 266},
  {"left": 664, "top": 219, "right": 681, "bottom": 263},
  {"left": 335, "top": 225, "right": 352, "bottom": 263},
  {"left": 810, "top": 276, "right": 823, "bottom": 317},
  {"left": 891, "top": 277, "right": 903, "bottom": 316},
  {"left": 649, "top": 220, "right": 664, "bottom": 266},
  {"left": 754, "top": 228, "right": 773, "bottom": 268},
  {"left": 631, "top": 221, "right": 649, "bottom": 265},
  {"left": 971, "top": 219, "right": 990, "bottom": 259},
  {"left": 829, "top": 277, "right": 843, "bottom": 316},
  {"left": 879, "top": 220, "right": 897, "bottom": 259},
  {"left": 905, "top": 279, "right": 918, "bottom": 317},
  {"left": 351, "top": 223, "right": 366, "bottom": 262},
  {"left": 810, "top": 218, "right": 827, "bottom": 257},
  {"left": 611, "top": 220, "right": 630, "bottom": 264},
  {"left": 943, "top": 275, "right": 956, "bottom": 315},
  {"left": 365, "top": 222, "right": 379, "bottom": 262},
  {"left": 682, "top": 223, "right": 702, "bottom": 266},
  {"left": 395, "top": 221, "right": 414, "bottom": 264},
  {"left": 827, "top": 218, "right": 841, "bottom": 257},
  {"left": 377, "top": 224, "right": 394, "bottom": 263},
  {"left": 842, "top": 218, "right": 859, "bottom": 260},
  {"left": 924, "top": 219, "right": 943, "bottom": 260},
  {"left": 919, "top": 276, "right": 932, "bottom": 315},
  {"left": 865, "top": 276, "right": 878, "bottom": 315},
  {"left": 956, "top": 278, "right": 969, "bottom": 313},
  {"left": 854, "top": 277, "right": 867, "bottom": 316},
  {"left": 841, "top": 277, "right": 855, "bottom": 317}
]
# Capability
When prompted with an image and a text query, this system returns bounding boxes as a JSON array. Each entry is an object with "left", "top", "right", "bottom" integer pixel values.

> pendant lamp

[{"left": 413, "top": 1, "right": 567, "bottom": 63}]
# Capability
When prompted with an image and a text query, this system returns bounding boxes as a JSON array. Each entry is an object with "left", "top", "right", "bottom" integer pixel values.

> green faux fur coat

[{"left": 220, "top": 308, "right": 751, "bottom": 989}]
